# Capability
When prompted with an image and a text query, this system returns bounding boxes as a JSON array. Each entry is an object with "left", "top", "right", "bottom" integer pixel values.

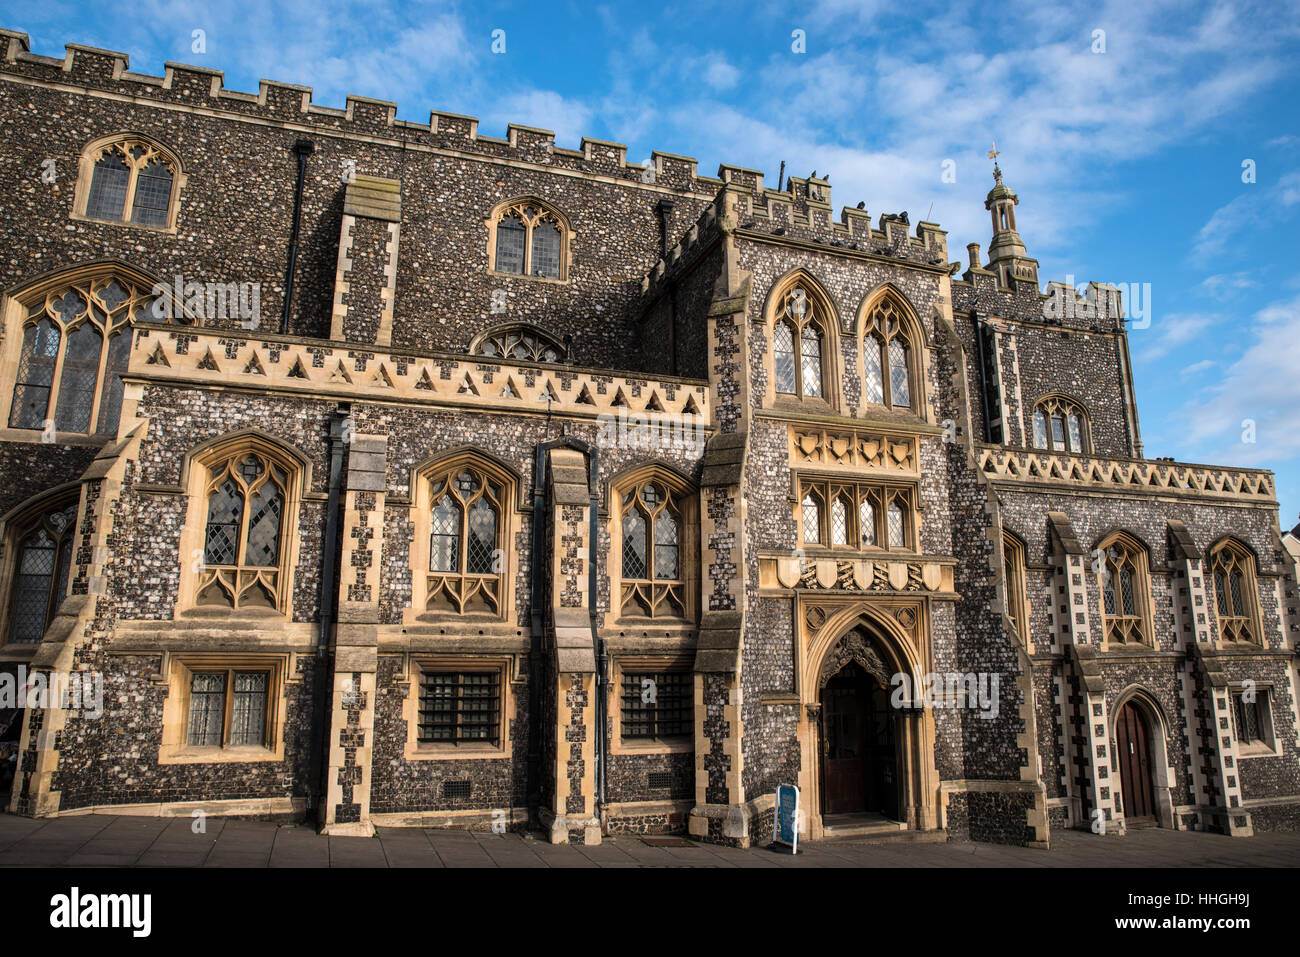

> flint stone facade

[{"left": 1, "top": 29, "right": 1297, "bottom": 847}]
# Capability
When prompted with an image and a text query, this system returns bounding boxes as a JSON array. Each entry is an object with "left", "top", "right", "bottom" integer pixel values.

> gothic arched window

[
  {"left": 1031, "top": 395, "right": 1089, "bottom": 454},
  {"left": 1210, "top": 539, "right": 1259, "bottom": 644},
  {"left": 7, "top": 274, "right": 155, "bottom": 436},
  {"left": 619, "top": 478, "right": 686, "bottom": 619},
  {"left": 77, "top": 135, "right": 182, "bottom": 229},
  {"left": 198, "top": 450, "right": 292, "bottom": 611},
  {"left": 861, "top": 296, "right": 918, "bottom": 410},
  {"left": 487, "top": 199, "right": 571, "bottom": 281},
  {"left": 1098, "top": 533, "right": 1150, "bottom": 646},
  {"left": 426, "top": 465, "right": 505, "bottom": 615},
  {"left": 797, "top": 481, "right": 913, "bottom": 552},
  {"left": 773, "top": 285, "right": 826, "bottom": 399},
  {"left": 5, "top": 499, "right": 78, "bottom": 643},
  {"left": 472, "top": 325, "right": 565, "bottom": 364}
]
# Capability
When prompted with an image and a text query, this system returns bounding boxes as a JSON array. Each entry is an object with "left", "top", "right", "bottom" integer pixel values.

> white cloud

[
  {"left": 1171, "top": 288, "right": 1300, "bottom": 465},
  {"left": 1136, "top": 312, "right": 1219, "bottom": 361}
]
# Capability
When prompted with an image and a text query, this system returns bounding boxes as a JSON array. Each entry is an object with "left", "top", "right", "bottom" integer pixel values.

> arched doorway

[
  {"left": 816, "top": 627, "right": 904, "bottom": 822},
  {"left": 1115, "top": 700, "right": 1157, "bottom": 826},
  {"left": 821, "top": 662, "right": 898, "bottom": 819}
]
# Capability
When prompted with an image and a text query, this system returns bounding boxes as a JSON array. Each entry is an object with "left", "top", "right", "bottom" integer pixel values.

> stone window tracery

[
  {"left": 1098, "top": 533, "right": 1151, "bottom": 647},
  {"left": 8, "top": 274, "right": 157, "bottom": 436},
  {"left": 426, "top": 465, "right": 505, "bottom": 616},
  {"left": 773, "top": 285, "right": 826, "bottom": 400},
  {"left": 486, "top": 199, "right": 571, "bottom": 281},
  {"left": 619, "top": 478, "right": 685, "bottom": 619},
  {"left": 198, "top": 450, "right": 291, "bottom": 611},
  {"left": 3, "top": 497, "right": 78, "bottom": 644},
  {"left": 1031, "top": 395, "right": 1089, "bottom": 454},
  {"left": 1210, "top": 540, "right": 1259, "bottom": 644},
  {"left": 472, "top": 325, "right": 565, "bottom": 364},
  {"left": 861, "top": 296, "right": 917, "bottom": 410},
  {"left": 76, "top": 135, "right": 182, "bottom": 229}
]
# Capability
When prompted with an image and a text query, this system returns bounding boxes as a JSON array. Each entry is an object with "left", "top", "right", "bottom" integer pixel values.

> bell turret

[{"left": 984, "top": 163, "right": 1038, "bottom": 288}]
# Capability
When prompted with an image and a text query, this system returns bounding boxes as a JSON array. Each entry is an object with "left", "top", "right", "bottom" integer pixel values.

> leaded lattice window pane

[
  {"left": 1032, "top": 411, "right": 1049, "bottom": 450},
  {"left": 430, "top": 494, "right": 460, "bottom": 573},
  {"left": 863, "top": 335, "right": 885, "bottom": 405},
  {"left": 204, "top": 477, "right": 243, "bottom": 566},
  {"left": 495, "top": 215, "right": 526, "bottom": 274},
  {"left": 244, "top": 480, "right": 284, "bottom": 567},
  {"left": 187, "top": 672, "right": 226, "bottom": 746},
  {"left": 1103, "top": 577, "right": 1118, "bottom": 616},
  {"left": 831, "top": 496, "right": 848, "bottom": 546},
  {"left": 1050, "top": 415, "right": 1067, "bottom": 452},
  {"left": 887, "top": 501, "right": 904, "bottom": 548},
  {"left": 622, "top": 508, "right": 648, "bottom": 579},
  {"left": 1235, "top": 694, "right": 1261, "bottom": 743},
  {"left": 229, "top": 672, "right": 268, "bottom": 746},
  {"left": 654, "top": 511, "right": 679, "bottom": 580},
  {"left": 130, "top": 161, "right": 173, "bottom": 227},
  {"left": 10, "top": 528, "right": 56, "bottom": 644},
  {"left": 95, "top": 332, "right": 131, "bottom": 435},
  {"left": 888, "top": 338, "right": 910, "bottom": 407},
  {"left": 10, "top": 320, "right": 60, "bottom": 429},
  {"left": 800, "top": 325, "right": 823, "bottom": 398},
  {"left": 531, "top": 221, "right": 561, "bottom": 278},
  {"left": 774, "top": 321, "right": 797, "bottom": 394},
  {"left": 801, "top": 494, "right": 820, "bottom": 545},
  {"left": 1214, "top": 568, "right": 1229, "bottom": 615},
  {"left": 53, "top": 324, "right": 102, "bottom": 433},
  {"left": 1068, "top": 414, "right": 1083, "bottom": 453},
  {"left": 86, "top": 152, "right": 130, "bottom": 221},
  {"left": 1229, "top": 570, "right": 1244, "bottom": 618},
  {"left": 1119, "top": 565, "right": 1137, "bottom": 616},
  {"left": 466, "top": 498, "right": 497, "bottom": 574},
  {"left": 859, "top": 498, "right": 876, "bottom": 546}
]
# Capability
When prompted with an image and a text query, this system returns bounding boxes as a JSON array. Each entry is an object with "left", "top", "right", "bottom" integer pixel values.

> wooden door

[
  {"left": 1116, "top": 701, "right": 1156, "bottom": 823},
  {"left": 822, "top": 673, "right": 868, "bottom": 814}
]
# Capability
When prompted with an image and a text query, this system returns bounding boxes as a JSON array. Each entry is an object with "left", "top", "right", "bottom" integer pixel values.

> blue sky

[{"left": 4, "top": 0, "right": 1300, "bottom": 525}]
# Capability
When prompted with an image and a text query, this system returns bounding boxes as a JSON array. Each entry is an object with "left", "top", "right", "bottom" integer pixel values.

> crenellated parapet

[{"left": 0, "top": 29, "right": 707, "bottom": 192}]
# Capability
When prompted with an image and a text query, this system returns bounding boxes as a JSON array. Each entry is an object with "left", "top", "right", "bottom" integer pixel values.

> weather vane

[{"left": 987, "top": 141, "right": 1000, "bottom": 160}]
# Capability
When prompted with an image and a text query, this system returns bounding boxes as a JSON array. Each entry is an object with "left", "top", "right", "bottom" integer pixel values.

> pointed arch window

[
  {"left": 473, "top": 325, "right": 565, "bottom": 364},
  {"left": 1002, "top": 531, "right": 1030, "bottom": 643},
  {"left": 1031, "top": 396, "right": 1089, "bottom": 454},
  {"left": 1210, "top": 540, "right": 1259, "bottom": 644},
  {"left": 7, "top": 274, "right": 156, "bottom": 436},
  {"left": 861, "top": 296, "right": 917, "bottom": 410},
  {"left": 77, "top": 136, "right": 182, "bottom": 229},
  {"left": 619, "top": 478, "right": 686, "bottom": 619},
  {"left": 5, "top": 499, "right": 78, "bottom": 644},
  {"left": 1098, "top": 534, "right": 1150, "bottom": 646},
  {"left": 487, "top": 200, "right": 571, "bottom": 281},
  {"left": 198, "top": 451, "right": 291, "bottom": 610},
  {"left": 773, "top": 285, "right": 826, "bottom": 400},
  {"left": 425, "top": 465, "right": 505, "bottom": 615}
]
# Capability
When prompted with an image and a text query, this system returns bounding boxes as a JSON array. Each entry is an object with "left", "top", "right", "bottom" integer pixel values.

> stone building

[{"left": 1, "top": 28, "right": 1297, "bottom": 846}]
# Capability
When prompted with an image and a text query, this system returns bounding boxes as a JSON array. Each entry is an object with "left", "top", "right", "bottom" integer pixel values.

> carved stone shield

[{"left": 888, "top": 562, "right": 908, "bottom": 591}]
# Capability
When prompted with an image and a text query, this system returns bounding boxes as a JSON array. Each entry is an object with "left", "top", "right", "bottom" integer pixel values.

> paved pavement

[{"left": 0, "top": 813, "right": 1297, "bottom": 867}]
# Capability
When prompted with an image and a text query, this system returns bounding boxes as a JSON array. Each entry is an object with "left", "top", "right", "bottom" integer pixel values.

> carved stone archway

[{"left": 797, "top": 605, "right": 940, "bottom": 841}]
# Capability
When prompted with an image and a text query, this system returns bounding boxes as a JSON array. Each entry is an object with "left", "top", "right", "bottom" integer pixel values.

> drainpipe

[
  {"left": 308, "top": 404, "right": 349, "bottom": 825},
  {"left": 280, "top": 138, "right": 315, "bottom": 335}
]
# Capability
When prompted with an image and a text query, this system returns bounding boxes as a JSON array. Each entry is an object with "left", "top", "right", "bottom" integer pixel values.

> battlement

[
  {"left": 640, "top": 176, "right": 949, "bottom": 300},
  {"left": 953, "top": 240, "right": 1130, "bottom": 332},
  {"left": 0, "top": 28, "right": 716, "bottom": 192}
]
